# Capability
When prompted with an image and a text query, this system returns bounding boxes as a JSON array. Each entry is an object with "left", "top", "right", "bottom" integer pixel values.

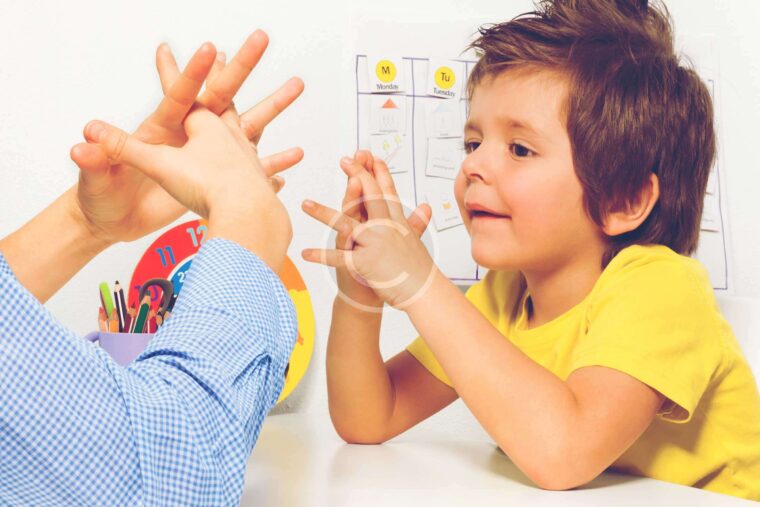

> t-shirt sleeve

[
  {"left": 571, "top": 253, "right": 723, "bottom": 423},
  {"left": 406, "top": 272, "right": 506, "bottom": 388}
]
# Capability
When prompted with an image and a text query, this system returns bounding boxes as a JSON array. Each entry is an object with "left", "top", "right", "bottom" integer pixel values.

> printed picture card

[
  {"left": 426, "top": 59, "right": 465, "bottom": 100},
  {"left": 426, "top": 99, "right": 464, "bottom": 138},
  {"left": 427, "top": 188, "right": 464, "bottom": 231},
  {"left": 369, "top": 94, "right": 407, "bottom": 135},
  {"left": 369, "top": 133, "right": 409, "bottom": 174},
  {"left": 367, "top": 55, "right": 406, "bottom": 93},
  {"left": 426, "top": 137, "right": 465, "bottom": 180}
]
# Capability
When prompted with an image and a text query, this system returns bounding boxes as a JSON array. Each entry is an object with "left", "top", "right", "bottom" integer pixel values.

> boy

[{"left": 302, "top": 0, "right": 760, "bottom": 499}]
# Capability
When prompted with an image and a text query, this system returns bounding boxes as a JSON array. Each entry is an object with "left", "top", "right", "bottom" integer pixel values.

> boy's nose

[{"left": 461, "top": 151, "right": 490, "bottom": 184}]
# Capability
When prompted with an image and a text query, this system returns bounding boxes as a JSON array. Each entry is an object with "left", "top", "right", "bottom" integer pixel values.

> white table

[{"left": 241, "top": 413, "right": 755, "bottom": 506}]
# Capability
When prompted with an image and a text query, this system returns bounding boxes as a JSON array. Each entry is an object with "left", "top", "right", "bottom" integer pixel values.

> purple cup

[{"left": 84, "top": 332, "right": 154, "bottom": 366}]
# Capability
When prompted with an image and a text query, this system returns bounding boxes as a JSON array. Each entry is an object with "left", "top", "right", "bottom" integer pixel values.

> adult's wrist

[
  {"left": 207, "top": 202, "right": 292, "bottom": 272},
  {"left": 63, "top": 187, "right": 115, "bottom": 255},
  {"left": 0, "top": 187, "right": 114, "bottom": 302}
]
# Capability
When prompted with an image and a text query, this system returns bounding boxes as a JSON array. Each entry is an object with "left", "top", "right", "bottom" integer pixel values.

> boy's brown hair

[{"left": 468, "top": 0, "right": 716, "bottom": 265}]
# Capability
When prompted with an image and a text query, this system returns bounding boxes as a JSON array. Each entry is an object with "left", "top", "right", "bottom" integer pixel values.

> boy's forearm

[
  {"left": 0, "top": 187, "right": 111, "bottom": 303},
  {"left": 405, "top": 271, "right": 584, "bottom": 475},
  {"left": 326, "top": 298, "right": 396, "bottom": 443}
]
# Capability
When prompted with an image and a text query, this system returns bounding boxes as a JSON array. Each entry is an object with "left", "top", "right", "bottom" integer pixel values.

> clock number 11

[{"left": 156, "top": 246, "right": 176, "bottom": 267}]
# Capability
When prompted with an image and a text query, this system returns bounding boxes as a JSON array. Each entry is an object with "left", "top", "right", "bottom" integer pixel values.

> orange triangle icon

[{"left": 382, "top": 98, "right": 398, "bottom": 109}]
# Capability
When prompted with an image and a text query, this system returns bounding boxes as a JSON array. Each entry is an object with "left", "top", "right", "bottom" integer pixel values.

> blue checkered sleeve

[{"left": 0, "top": 238, "right": 297, "bottom": 506}]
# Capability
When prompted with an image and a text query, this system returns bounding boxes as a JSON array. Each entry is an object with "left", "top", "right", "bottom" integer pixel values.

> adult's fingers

[
  {"left": 84, "top": 120, "right": 178, "bottom": 185},
  {"left": 207, "top": 51, "right": 226, "bottom": 87},
  {"left": 239, "top": 77, "right": 305, "bottom": 144},
  {"left": 199, "top": 30, "right": 269, "bottom": 115},
  {"left": 152, "top": 42, "right": 217, "bottom": 127},
  {"left": 220, "top": 102, "right": 241, "bottom": 131},
  {"left": 259, "top": 147, "right": 304, "bottom": 177},
  {"left": 155, "top": 43, "right": 180, "bottom": 94},
  {"left": 181, "top": 105, "right": 223, "bottom": 138},
  {"left": 270, "top": 175, "right": 285, "bottom": 194},
  {"left": 70, "top": 143, "right": 110, "bottom": 187}
]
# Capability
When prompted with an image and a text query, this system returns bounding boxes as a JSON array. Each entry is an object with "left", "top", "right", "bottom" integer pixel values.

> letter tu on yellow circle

[{"left": 435, "top": 66, "right": 455, "bottom": 90}]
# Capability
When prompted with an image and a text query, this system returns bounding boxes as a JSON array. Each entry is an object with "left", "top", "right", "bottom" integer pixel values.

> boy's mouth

[{"left": 465, "top": 202, "right": 511, "bottom": 220}]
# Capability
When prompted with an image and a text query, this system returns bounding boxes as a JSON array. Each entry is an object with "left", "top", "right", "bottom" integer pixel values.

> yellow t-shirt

[{"left": 407, "top": 245, "right": 760, "bottom": 500}]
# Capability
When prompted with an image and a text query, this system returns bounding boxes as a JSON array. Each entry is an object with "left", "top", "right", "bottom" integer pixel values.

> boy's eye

[
  {"left": 509, "top": 143, "right": 535, "bottom": 158},
  {"left": 464, "top": 141, "right": 480, "bottom": 154}
]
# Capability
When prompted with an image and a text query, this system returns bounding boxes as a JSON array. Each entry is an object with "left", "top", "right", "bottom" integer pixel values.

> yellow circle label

[
  {"left": 376, "top": 60, "right": 397, "bottom": 83},
  {"left": 435, "top": 66, "right": 455, "bottom": 90}
]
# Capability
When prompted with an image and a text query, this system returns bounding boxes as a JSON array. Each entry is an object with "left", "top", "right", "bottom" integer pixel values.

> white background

[{"left": 1, "top": 0, "right": 758, "bottom": 430}]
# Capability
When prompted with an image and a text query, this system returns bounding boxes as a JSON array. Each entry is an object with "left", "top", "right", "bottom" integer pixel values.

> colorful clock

[{"left": 129, "top": 219, "right": 315, "bottom": 404}]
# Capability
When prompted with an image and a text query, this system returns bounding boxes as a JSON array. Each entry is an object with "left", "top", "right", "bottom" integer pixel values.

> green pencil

[
  {"left": 133, "top": 295, "right": 151, "bottom": 334},
  {"left": 99, "top": 282, "right": 115, "bottom": 317}
]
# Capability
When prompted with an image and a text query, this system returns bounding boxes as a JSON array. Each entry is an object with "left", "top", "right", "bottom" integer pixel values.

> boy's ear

[{"left": 602, "top": 173, "right": 660, "bottom": 237}]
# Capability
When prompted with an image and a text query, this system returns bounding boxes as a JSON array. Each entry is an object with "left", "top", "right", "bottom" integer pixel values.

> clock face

[{"left": 129, "top": 219, "right": 315, "bottom": 404}]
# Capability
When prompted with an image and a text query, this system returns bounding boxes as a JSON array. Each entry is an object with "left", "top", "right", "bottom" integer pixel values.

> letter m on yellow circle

[{"left": 376, "top": 60, "right": 397, "bottom": 83}]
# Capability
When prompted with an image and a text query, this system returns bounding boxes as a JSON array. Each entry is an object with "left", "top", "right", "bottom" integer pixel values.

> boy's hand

[
  {"left": 311, "top": 151, "right": 384, "bottom": 312},
  {"left": 70, "top": 30, "right": 304, "bottom": 245},
  {"left": 302, "top": 152, "right": 434, "bottom": 309}
]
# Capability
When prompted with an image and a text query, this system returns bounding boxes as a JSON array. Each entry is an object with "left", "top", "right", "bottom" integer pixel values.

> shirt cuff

[{"left": 141, "top": 237, "right": 298, "bottom": 398}]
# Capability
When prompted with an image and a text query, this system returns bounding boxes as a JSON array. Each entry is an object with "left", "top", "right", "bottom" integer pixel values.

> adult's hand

[
  {"left": 85, "top": 102, "right": 292, "bottom": 272},
  {"left": 70, "top": 30, "right": 304, "bottom": 246}
]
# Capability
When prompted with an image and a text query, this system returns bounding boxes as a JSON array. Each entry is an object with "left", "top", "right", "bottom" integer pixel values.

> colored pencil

[
  {"left": 133, "top": 295, "right": 151, "bottom": 334},
  {"left": 147, "top": 309, "right": 156, "bottom": 333},
  {"left": 114, "top": 281, "right": 127, "bottom": 332},
  {"left": 98, "top": 307, "right": 107, "bottom": 332},
  {"left": 123, "top": 304, "right": 133, "bottom": 333},
  {"left": 99, "top": 282, "right": 115, "bottom": 317},
  {"left": 109, "top": 308, "right": 119, "bottom": 332},
  {"left": 167, "top": 292, "right": 178, "bottom": 313}
]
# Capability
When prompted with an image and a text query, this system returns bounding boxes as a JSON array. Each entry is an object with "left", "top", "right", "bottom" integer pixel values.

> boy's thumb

[
  {"left": 407, "top": 203, "right": 432, "bottom": 237},
  {"left": 83, "top": 120, "right": 172, "bottom": 182}
]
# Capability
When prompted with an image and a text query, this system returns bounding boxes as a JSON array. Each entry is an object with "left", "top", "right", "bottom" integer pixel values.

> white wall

[{"left": 1, "top": 0, "right": 758, "bottom": 433}]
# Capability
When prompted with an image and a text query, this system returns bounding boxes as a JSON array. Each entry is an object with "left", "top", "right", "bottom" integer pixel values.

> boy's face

[{"left": 455, "top": 68, "right": 605, "bottom": 273}]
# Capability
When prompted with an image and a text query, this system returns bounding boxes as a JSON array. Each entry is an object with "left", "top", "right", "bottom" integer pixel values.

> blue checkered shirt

[{"left": 0, "top": 239, "right": 297, "bottom": 506}]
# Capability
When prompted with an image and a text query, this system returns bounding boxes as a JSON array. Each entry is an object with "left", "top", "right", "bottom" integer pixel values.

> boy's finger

[
  {"left": 406, "top": 203, "right": 432, "bottom": 237},
  {"left": 239, "top": 77, "right": 305, "bottom": 143},
  {"left": 371, "top": 158, "right": 405, "bottom": 221},
  {"left": 342, "top": 176, "right": 366, "bottom": 221},
  {"left": 354, "top": 149, "right": 375, "bottom": 173},
  {"left": 155, "top": 43, "right": 180, "bottom": 94},
  {"left": 84, "top": 120, "right": 177, "bottom": 185},
  {"left": 339, "top": 157, "right": 389, "bottom": 220},
  {"left": 259, "top": 147, "right": 304, "bottom": 177},
  {"left": 301, "top": 248, "right": 347, "bottom": 268},
  {"left": 301, "top": 199, "right": 360, "bottom": 233},
  {"left": 153, "top": 42, "right": 217, "bottom": 127},
  {"left": 200, "top": 30, "right": 268, "bottom": 115}
]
